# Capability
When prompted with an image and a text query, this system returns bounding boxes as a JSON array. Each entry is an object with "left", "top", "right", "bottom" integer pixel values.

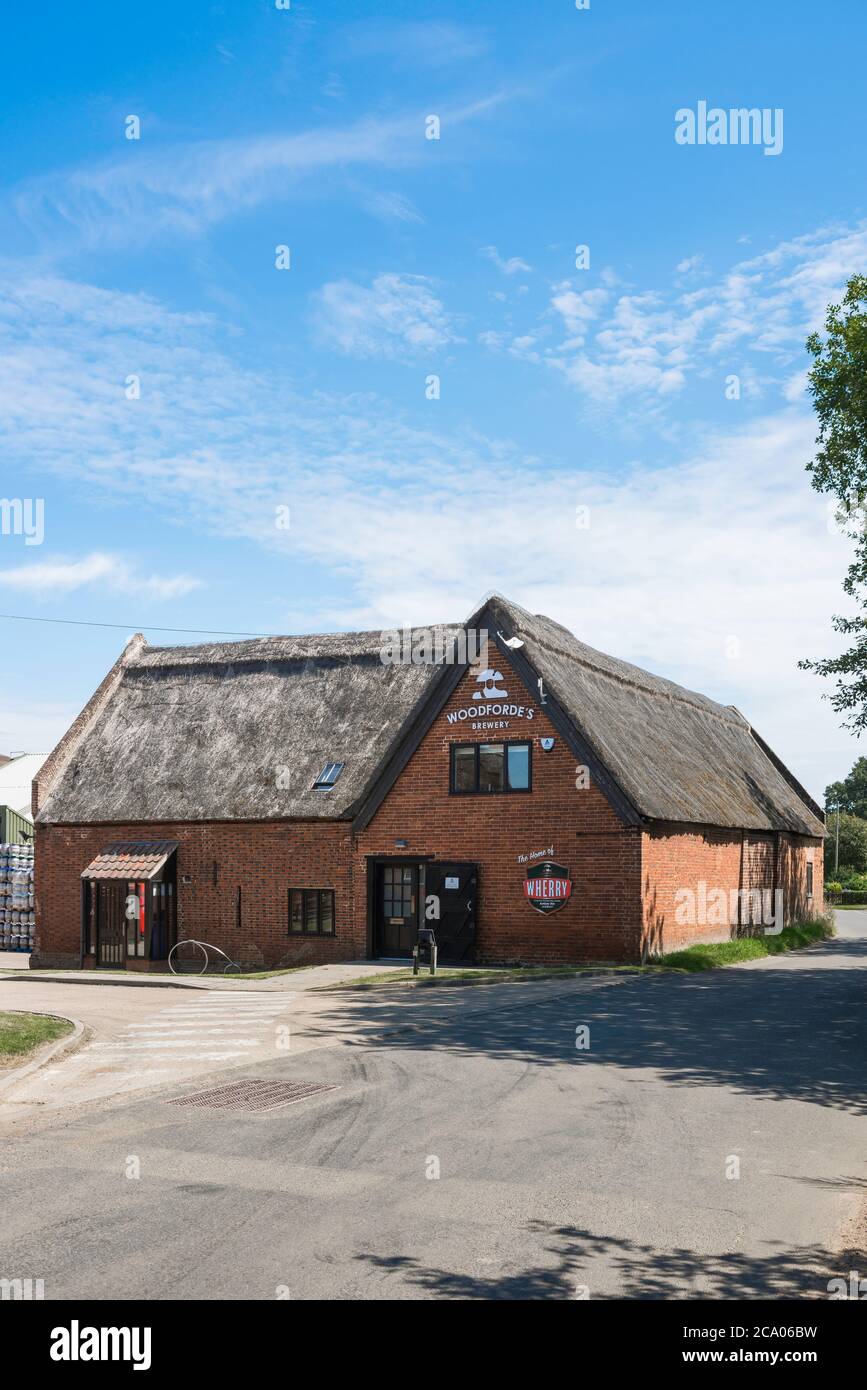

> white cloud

[
  {"left": 358, "top": 189, "right": 424, "bottom": 224},
  {"left": 311, "top": 273, "right": 460, "bottom": 359},
  {"left": 534, "top": 221, "right": 867, "bottom": 412},
  {"left": 0, "top": 265, "right": 859, "bottom": 798},
  {"left": 14, "top": 95, "right": 513, "bottom": 249},
  {"left": 0, "top": 696, "right": 79, "bottom": 757},
  {"left": 480, "top": 246, "right": 533, "bottom": 276},
  {"left": 548, "top": 283, "right": 609, "bottom": 347},
  {"left": 0, "top": 553, "right": 201, "bottom": 600}
]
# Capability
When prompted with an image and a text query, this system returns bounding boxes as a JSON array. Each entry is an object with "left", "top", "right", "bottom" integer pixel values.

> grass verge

[
  {"left": 656, "top": 917, "right": 835, "bottom": 972},
  {"left": 323, "top": 917, "right": 835, "bottom": 990},
  {"left": 0, "top": 1010, "right": 74, "bottom": 1063},
  {"left": 317, "top": 964, "right": 645, "bottom": 991}
]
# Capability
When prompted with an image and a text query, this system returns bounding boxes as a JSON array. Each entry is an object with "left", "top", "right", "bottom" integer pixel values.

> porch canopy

[{"left": 80, "top": 841, "right": 178, "bottom": 881}]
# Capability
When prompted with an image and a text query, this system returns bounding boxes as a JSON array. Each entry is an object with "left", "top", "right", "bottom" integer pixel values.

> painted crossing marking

[
  {"left": 85, "top": 991, "right": 292, "bottom": 1063},
  {"left": 94, "top": 1045, "right": 258, "bottom": 1050}
]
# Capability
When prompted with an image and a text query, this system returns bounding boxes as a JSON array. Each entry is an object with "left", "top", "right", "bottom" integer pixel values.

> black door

[
  {"left": 425, "top": 863, "right": 477, "bottom": 962},
  {"left": 96, "top": 881, "right": 126, "bottom": 966},
  {"left": 375, "top": 864, "right": 418, "bottom": 957}
]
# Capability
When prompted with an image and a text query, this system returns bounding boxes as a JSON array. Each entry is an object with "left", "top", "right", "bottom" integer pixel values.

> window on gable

[
  {"left": 313, "top": 761, "right": 344, "bottom": 791},
  {"left": 450, "top": 741, "right": 532, "bottom": 794}
]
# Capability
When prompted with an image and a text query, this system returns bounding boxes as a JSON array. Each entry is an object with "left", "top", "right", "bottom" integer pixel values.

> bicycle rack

[{"left": 168, "top": 939, "right": 242, "bottom": 976}]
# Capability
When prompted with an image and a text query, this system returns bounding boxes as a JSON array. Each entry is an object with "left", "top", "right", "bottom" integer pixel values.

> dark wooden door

[
  {"left": 425, "top": 863, "right": 477, "bottom": 962},
  {"left": 375, "top": 864, "right": 418, "bottom": 957},
  {"left": 97, "top": 881, "right": 126, "bottom": 967}
]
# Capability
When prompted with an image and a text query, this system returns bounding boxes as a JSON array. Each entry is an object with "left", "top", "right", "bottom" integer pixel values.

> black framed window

[
  {"left": 450, "top": 741, "right": 532, "bottom": 794},
  {"left": 289, "top": 888, "right": 335, "bottom": 936},
  {"left": 806, "top": 862, "right": 814, "bottom": 897}
]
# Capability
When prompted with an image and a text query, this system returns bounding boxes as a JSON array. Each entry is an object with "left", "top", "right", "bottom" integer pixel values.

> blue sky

[{"left": 2, "top": 0, "right": 867, "bottom": 800}]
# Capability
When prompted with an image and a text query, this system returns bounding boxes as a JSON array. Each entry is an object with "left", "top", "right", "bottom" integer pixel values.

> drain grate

[{"left": 168, "top": 1078, "right": 339, "bottom": 1112}]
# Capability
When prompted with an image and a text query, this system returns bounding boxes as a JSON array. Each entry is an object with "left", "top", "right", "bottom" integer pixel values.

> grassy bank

[
  {"left": 0, "top": 1010, "right": 74, "bottom": 1063},
  {"left": 656, "top": 917, "right": 835, "bottom": 972}
]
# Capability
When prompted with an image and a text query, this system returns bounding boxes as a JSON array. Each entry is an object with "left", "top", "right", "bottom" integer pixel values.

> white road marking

[
  {"left": 94, "top": 1045, "right": 258, "bottom": 1050},
  {"left": 126, "top": 1025, "right": 282, "bottom": 1034},
  {"left": 2, "top": 993, "right": 297, "bottom": 1107}
]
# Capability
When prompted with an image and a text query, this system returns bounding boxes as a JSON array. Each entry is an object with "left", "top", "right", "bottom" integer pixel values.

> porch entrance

[{"left": 81, "top": 842, "right": 178, "bottom": 968}]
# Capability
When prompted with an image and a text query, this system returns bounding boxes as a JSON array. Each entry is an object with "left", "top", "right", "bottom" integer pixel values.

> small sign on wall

[
  {"left": 444, "top": 876, "right": 459, "bottom": 889},
  {"left": 523, "top": 861, "right": 572, "bottom": 915}
]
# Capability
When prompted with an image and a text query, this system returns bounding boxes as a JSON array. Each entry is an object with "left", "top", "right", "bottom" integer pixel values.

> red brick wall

[
  {"left": 33, "top": 819, "right": 359, "bottom": 970},
  {"left": 33, "top": 647, "right": 825, "bottom": 971},
  {"left": 779, "top": 833, "right": 824, "bottom": 922},
  {"left": 355, "top": 652, "right": 643, "bottom": 965},
  {"left": 640, "top": 824, "right": 824, "bottom": 956},
  {"left": 641, "top": 825, "right": 744, "bottom": 954}
]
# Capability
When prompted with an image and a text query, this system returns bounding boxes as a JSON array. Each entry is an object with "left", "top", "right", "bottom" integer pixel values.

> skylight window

[{"left": 313, "top": 761, "right": 345, "bottom": 791}]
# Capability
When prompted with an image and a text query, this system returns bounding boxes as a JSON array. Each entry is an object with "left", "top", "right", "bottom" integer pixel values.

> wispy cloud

[
  {"left": 0, "top": 263, "right": 856, "bottom": 796},
  {"left": 14, "top": 94, "right": 513, "bottom": 250},
  {"left": 357, "top": 188, "right": 424, "bottom": 224},
  {"left": 310, "top": 273, "right": 460, "bottom": 359},
  {"left": 0, "top": 552, "right": 202, "bottom": 600},
  {"left": 479, "top": 246, "right": 533, "bottom": 276},
  {"left": 337, "top": 20, "right": 491, "bottom": 68}
]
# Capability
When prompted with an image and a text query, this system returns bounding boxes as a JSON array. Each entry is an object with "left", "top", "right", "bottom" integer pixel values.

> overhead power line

[{"left": 0, "top": 613, "right": 277, "bottom": 638}]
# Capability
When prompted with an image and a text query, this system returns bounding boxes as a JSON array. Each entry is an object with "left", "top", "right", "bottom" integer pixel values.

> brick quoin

[{"left": 33, "top": 650, "right": 824, "bottom": 970}]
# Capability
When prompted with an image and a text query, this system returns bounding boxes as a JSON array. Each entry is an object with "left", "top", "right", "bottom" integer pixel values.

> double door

[{"left": 374, "top": 861, "right": 477, "bottom": 962}]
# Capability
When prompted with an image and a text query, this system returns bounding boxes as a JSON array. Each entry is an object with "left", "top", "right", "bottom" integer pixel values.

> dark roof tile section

[{"left": 81, "top": 841, "right": 178, "bottom": 880}]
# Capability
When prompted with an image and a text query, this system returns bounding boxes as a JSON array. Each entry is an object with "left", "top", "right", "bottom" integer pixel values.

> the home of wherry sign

[{"left": 523, "top": 861, "right": 572, "bottom": 915}]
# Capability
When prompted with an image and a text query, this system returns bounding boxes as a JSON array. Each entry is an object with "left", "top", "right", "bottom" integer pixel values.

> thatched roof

[
  {"left": 35, "top": 596, "right": 823, "bottom": 837},
  {"left": 36, "top": 627, "right": 463, "bottom": 824},
  {"left": 480, "top": 595, "right": 824, "bottom": 837}
]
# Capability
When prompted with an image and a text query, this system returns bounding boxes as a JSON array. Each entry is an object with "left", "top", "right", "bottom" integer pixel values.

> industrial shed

[{"left": 31, "top": 595, "right": 824, "bottom": 970}]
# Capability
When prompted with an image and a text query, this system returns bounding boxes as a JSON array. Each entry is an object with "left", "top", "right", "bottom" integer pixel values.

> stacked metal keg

[{"left": 0, "top": 842, "right": 35, "bottom": 951}]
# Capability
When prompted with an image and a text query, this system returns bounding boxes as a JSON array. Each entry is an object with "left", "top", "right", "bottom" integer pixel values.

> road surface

[{"left": 0, "top": 915, "right": 865, "bottom": 1299}]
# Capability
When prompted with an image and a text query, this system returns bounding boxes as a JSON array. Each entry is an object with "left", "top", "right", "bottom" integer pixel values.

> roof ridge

[
  {"left": 519, "top": 626, "right": 745, "bottom": 726},
  {"left": 137, "top": 621, "right": 468, "bottom": 664}
]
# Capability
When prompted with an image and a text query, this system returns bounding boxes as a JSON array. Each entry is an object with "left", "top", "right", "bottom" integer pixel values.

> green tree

[
  {"left": 828, "top": 811, "right": 867, "bottom": 873},
  {"left": 824, "top": 756, "right": 867, "bottom": 819},
  {"left": 801, "top": 274, "right": 867, "bottom": 727}
]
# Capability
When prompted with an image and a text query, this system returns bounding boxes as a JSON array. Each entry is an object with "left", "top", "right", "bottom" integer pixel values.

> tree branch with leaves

[{"left": 801, "top": 273, "right": 867, "bottom": 728}]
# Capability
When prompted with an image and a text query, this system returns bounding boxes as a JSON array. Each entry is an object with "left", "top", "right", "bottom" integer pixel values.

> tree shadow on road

[
  {"left": 354, "top": 1222, "right": 865, "bottom": 1300},
  {"left": 312, "top": 934, "right": 867, "bottom": 1115}
]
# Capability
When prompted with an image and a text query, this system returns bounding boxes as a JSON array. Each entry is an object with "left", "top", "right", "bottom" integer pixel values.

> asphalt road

[{"left": 1, "top": 916, "right": 866, "bottom": 1300}]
